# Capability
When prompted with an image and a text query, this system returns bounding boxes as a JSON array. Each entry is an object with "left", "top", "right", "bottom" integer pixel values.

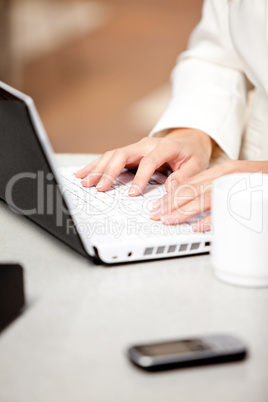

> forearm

[{"left": 226, "top": 160, "right": 268, "bottom": 174}]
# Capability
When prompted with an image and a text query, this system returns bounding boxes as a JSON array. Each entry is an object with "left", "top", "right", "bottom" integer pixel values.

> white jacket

[{"left": 150, "top": 0, "right": 268, "bottom": 163}]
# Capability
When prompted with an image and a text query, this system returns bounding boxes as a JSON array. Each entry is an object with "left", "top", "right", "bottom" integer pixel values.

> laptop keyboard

[{"left": 59, "top": 167, "right": 207, "bottom": 241}]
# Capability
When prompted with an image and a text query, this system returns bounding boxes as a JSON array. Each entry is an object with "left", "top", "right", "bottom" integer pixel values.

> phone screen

[{"left": 136, "top": 339, "right": 209, "bottom": 357}]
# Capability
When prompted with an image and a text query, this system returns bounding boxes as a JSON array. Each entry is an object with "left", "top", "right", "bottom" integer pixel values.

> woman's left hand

[{"left": 150, "top": 160, "right": 268, "bottom": 232}]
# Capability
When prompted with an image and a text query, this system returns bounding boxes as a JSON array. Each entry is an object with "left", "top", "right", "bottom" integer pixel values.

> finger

[
  {"left": 165, "top": 157, "right": 203, "bottom": 192},
  {"left": 75, "top": 156, "right": 103, "bottom": 178},
  {"left": 162, "top": 179, "right": 213, "bottom": 215},
  {"left": 154, "top": 162, "right": 223, "bottom": 214},
  {"left": 81, "top": 171, "right": 103, "bottom": 187},
  {"left": 182, "top": 160, "right": 233, "bottom": 185},
  {"left": 128, "top": 142, "right": 181, "bottom": 196},
  {"left": 81, "top": 151, "right": 115, "bottom": 187},
  {"left": 77, "top": 151, "right": 114, "bottom": 183},
  {"left": 94, "top": 144, "right": 146, "bottom": 191},
  {"left": 160, "top": 189, "right": 212, "bottom": 225},
  {"left": 89, "top": 139, "right": 159, "bottom": 191},
  {"left": 158, "top": 160, "right": 232, "bottom": 210},
  {"left": 151, "top": 180, "right": 200, "bottom": 218},
  {"left": 150, "top": 183, "right": 199, "bottom": 220},
  {"left": 192, "top": 214, "right": 212, "bottom": 233}
]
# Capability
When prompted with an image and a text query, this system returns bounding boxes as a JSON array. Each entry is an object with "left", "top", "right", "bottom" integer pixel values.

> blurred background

[{"left": 0, "top": 0, "right": 202, "bottom": 154}]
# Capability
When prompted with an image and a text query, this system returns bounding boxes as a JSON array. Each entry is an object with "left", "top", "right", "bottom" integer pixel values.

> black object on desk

[{"left": 0, "top": 264, "right": 25, "bottom": 332}]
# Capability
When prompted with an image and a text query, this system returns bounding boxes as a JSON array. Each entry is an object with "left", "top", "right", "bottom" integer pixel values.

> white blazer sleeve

[{"left": 149, "top": 0, "right": 249, "bottom": 160}]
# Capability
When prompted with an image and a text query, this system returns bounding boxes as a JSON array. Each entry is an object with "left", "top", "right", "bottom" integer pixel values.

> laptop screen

[{"left": 0, "top": 87, "right": 87, "bottom": 257}]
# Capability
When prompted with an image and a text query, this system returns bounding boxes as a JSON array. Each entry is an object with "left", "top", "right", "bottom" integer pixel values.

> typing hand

[
  {"left": 75, "top": 128, "right": 213, "bottom": 196},
  {"left": 150, "top": 160, "right": 268, "bottom": 232}
]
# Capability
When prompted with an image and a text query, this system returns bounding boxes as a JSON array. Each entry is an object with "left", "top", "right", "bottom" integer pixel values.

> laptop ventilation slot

[
  {"left": 143, "top": 241, "right": 206, "bottom": 256},
  {"left": 179, "top": 244, "right": 188, "bottom": 252},
  {"left": 190, "top": 242, "right": 200, "bottom": 250}
]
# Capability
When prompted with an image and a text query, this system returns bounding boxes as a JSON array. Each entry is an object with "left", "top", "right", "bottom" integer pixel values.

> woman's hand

[
  {"left": 150, "top": 160, "right": 268, "bottom": 232},
  {"left": 75, "top": 128, "right": 213, "bottom": 196}
]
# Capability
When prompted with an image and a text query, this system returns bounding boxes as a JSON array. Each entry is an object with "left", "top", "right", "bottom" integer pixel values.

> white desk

[{"left": 0, "top": 154, "right": 268, "bottom": 402}]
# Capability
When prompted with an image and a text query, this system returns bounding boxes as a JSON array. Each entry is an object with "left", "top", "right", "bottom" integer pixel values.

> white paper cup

[{"left": 211, "top": 173, "right": 268, "bottom": 287}]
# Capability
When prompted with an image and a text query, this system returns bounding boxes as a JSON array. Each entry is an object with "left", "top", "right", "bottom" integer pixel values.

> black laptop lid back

[{"left": 0, "top": 87, "right": 87, "bottom": 257}]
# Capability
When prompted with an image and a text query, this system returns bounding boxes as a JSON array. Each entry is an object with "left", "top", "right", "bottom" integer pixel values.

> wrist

[
  {"left": 166, "top": 128, "right": 214, "bottom": 159},
  {"left": 232, "top": 160, "right": 268, "bottom": 174}
]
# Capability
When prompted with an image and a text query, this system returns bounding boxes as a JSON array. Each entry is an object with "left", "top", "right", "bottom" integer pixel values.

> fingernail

[
  {"left": 81, "top": 179, "right": 91, "bottom": 187},
  {"left": 96, "top": 178, "right": 106, "bottom": 189},
  {"left": 152, "top": 199, "right": 161, "bottom": 209},
  {"left": 150, "top": 208, "right": 161, "bottom": 217},
  {"left": 128, "top": 186, "right": 140, "bottom": 196},
  {"left": 81, "top": 174, "right": 94, "bottom": 186},
  {"left": 167, "top": 179, "right": 177, "bottom": 192}
]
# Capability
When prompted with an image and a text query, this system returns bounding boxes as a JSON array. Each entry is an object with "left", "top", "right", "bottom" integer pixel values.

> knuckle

[
  {"left": 139, "top": 137, "right": 150, "bottom": 144},
  {"left": 106, "top": 150, "right": 114, "bottom": 157},
  {"left": 113, "top": 148, "right": 122, "bottom": 155},
  {"left": 113, "top": 148, "right": 126, "bottom": 159},
  {"left": 160, "top": 137, "right": 171, "bottom": 147},
  {"left": 100, "top": 151, "right": 111, "bottom": 160},
  {"left": 141, "top": 156, "right": 157, "bottom": 168},
  {"left": 139, "top": 137, "right": 158, "bottom": 146}
]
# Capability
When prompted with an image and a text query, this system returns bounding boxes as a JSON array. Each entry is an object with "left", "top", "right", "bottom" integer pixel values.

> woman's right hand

[{"left": 75, "top": 128, "right": 214, "bottom": 196}]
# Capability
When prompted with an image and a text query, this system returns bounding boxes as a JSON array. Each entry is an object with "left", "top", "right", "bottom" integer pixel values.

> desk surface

[{"left": 0, "top": 154, "right": 268, "bottom": 402}]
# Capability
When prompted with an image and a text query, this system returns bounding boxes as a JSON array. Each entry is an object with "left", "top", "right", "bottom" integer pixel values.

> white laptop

[{"left": 0, "top": 81, "right": 211, "bottom": 264}]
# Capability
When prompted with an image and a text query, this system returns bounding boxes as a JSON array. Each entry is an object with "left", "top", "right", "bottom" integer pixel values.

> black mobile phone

[
  {"left": 127, "top": 334, "right": 247, "bottom": 371},
  {"left": 0, "top": 264, "right": 25, "bottom": 332}
]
